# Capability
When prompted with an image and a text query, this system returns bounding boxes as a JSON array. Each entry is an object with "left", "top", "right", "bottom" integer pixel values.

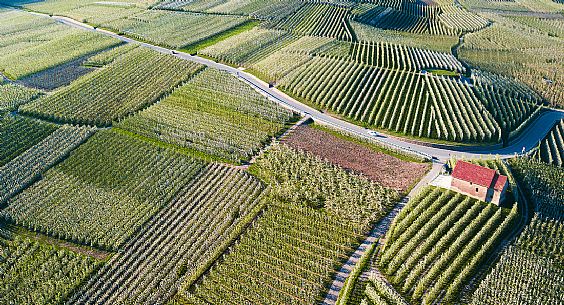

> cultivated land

[{"left": 0, "top": 0, "right": 562, "bottom": 304}]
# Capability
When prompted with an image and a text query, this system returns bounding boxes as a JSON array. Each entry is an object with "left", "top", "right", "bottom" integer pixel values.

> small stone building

[{"left": 451, "top": 161, "right": 508, "bottom": 205}]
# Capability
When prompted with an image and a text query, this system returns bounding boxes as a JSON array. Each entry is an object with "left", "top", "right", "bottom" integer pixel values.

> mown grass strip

[{"left": 181, "top": 20, "right": 260, "bottom": 55}]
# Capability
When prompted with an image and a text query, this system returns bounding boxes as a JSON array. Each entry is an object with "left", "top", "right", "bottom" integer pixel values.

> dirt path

[{"left": 320, "top": 162, "right": 442, "bottom": 304}]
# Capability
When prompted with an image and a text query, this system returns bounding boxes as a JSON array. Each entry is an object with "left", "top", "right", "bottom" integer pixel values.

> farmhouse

[{"left": 450, "top": 161, "right": 508, "bottom": 205}]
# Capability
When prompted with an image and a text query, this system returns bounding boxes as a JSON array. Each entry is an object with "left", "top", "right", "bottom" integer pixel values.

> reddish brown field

[{"left": 282, "top": 125, "right": 429, "bottom": 193}]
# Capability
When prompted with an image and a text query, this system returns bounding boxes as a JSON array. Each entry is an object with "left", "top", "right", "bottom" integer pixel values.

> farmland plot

[
  {"left": 378, "top": 186, "right": 517, "bottom": 304},
  {"left": 0, "top": 125, "right": 94, "bottom": 205},
  {"left": 348, "top": 40, "right": 464, "bottom": 72},
  {"left": 20, "top": 47, "right": 203, "bottom": 126},
  {"left": 199, "top": 27, "right": 295, "bottom": 66},
  {"left": 0, "top": 10, "right": 120, "bottom": 80},
  {"left": 279, "top": 56, "right": 500, "bottom": 143},
  {"left": 0, "top": 231, "right": 100, "bottom": 305},
  {"left": 117, "top": 68, "right": 295, "bottom": 163},
  {"left": 534, "top": 119, "right": 564, "bottom": 167},
  {"left": 102, "top": 10, "right": 248, "bottom": 49},
  {"left": 58, "top": 3, "right": 144, "bottom": 26},
  {"left": 0, "top": 114, "right": 58, "bottom": 166},
  {"left": 1, "top": 130, "right": 206, "bottom": 251},
  {"left": 281, "top": 124, "right": 429, "bottom": 192},
  {"left": 273, "top": 2, "right": 354, "bottom": 41},
  {"left": 459, "top": 13, "right": 564, "bottom": 107},
  {"left": 0, "top": 82, "right": 42, "bottom": 111},
  {"left": 472, "top": 158, "right": 564, "bottom": 305},
  {"left": 70, "top": 164, "right": 266, "bottom": 305},
  {"left": 181, "top": 144, "right": 398, "bottom": 304}
]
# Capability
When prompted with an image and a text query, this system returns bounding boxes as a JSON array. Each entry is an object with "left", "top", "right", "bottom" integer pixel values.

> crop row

[
  {"left": 20, "top": 47, "right": 203, "bottom": 126},
  {"left": 199, "top": 27, "right": 295, "bottom": 66},
  {"left": 475, "top": 83, "right": 541, "bottom": 135},
  {"left": 0, "top": 125, "right": 94, "bottom": 205},
  {"left": 70, "top": 164, "right": 266, "bottom": 304},
  {"left": 1, "top": 130, "right": 206, "bottom": 251},
  {"left": 348, "top": 40, "right": 464, "bottom": 72},
  {"left": 117, "top": 68, "right": 295, "bottom": 163},
  {"left": 473, "top": 158, "right": 564, "bottom": 304},
  {"left": 0, "top": 82, "right": 42, "bottom": 112},
  {"left": 379, "top": 186, "right": 517, "bottom": 304},
  {"left": 0, "top": 10, "right": 120, "bottom": 79},
  {"left": 279, "top": 56, "right": 500, "bottom": 142},
  {"left": 0, "top": 114, "right": 58, "bottom": 167},
  {"left": 356, "top": 8, "right": 458, "bottom": 36},
  {"left": 361, "top": 273, "right": 408, "bottom": 305},
  {"left": 534, "top": 119, "right": 564, "bottom": 167},
  {"left": 0, "top": 234, "right": 100, "bottom": 304},
  {"left": 182, "top": 143, "right": 398, "bottom": 304},
  {"left": 273, "top": 3, "right": 354, "bottom": 41},
  {"left": 102, "top": 10, "right": 248, "bottom": 49}
]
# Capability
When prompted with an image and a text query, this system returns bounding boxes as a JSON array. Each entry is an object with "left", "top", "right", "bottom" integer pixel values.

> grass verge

[{"left": 180, "top": 20, "right": 259, "bottom": 55}]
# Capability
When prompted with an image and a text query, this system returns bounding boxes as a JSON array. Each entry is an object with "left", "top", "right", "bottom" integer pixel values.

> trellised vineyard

[
  {"left": 0, "top": 232, "right": 100, "bottom": 305},
  {"left": 379, "top": 186, "right": 517, "bottom": 304},
  {"left": 0, "top": 114, "right": 58, "bottom": 166},
  {"left": 182, "top": 144, "right": 398, "bottom": 304},
  {"left": 0, "top": 125, "right": 94, "bottom": 205},
  {"left": 0, "top": 10, "right": 120, "bottom": 79},
  {"left": 0, "top": 82, "right": 42, "bottom": 111},
  {"left": 70, "top": 164, "right": 267, "bottom": 305},
  {"left": 273, "top": 2, "right": 354, "bottom": 41},
  {"left": 117, "top": 68, "right": 295, "bottom": 163},
  {"left": 20, "top": 47, "right": 204, "bottom": 126},
  {"left": 0, "top": 0, "right": 561, "bottom": 304},
  {"left": 82, "top": 43, "right": 139, "bottom": 67},
  {"left": 348, "top": 40, "right": 464, "bottom": 72},
  {"left": 534, "top": 119, "right": 564, "bottom": 167},
  {"left": 1, "top": 130, "right": 206, "bottom": 250},
  {"left": 472, "top": 158, "right": 564, "bottom": 304},
  {"left": 279, "top": 55, "right": 500, "bottom": 142},
  {"left": 102, "top": 10, "right": 248, "bottom": 50},
  {"left": 199, "top": 28, "right": 295, "bottom": 66}
]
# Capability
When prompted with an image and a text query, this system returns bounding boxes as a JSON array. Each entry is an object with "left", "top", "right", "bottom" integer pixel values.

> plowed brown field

[{"left": 282, "top": 125, "right": 429, "bottom": 193}]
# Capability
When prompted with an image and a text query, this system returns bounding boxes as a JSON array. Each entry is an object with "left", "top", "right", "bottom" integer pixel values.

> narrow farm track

[
  {"left": 8, "top": 9, "right": 564, "bottom": 162},
  {"left": 321, "top": 163, "right": 442, "bottom": 305}
]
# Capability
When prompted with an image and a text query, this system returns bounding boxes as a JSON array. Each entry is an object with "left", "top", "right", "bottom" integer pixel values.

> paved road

[{"left": 27, "top": 13, "right": 564, "bottom": 162}]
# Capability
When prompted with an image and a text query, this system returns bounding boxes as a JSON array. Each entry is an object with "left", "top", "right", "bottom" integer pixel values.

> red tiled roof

[
  {"left": 452, "top": 161, "right": 503, "bottom": 188},
  {"left": 492, "top": 174, "right": 508, "bottom": 191}
]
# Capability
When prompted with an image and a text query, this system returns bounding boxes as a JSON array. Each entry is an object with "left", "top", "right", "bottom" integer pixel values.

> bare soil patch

[{"left": 282, "top": 125, "right": 430, "bottom": 193}]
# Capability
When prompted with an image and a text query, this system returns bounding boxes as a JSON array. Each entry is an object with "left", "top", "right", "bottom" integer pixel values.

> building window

[{"left": 476, "top": 187, "right": 479, "bottom": 192}]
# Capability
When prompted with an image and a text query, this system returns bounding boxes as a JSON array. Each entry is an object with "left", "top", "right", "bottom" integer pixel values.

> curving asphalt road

[{"left": 27, "top": 13, "right": 564, "bottom": 162}]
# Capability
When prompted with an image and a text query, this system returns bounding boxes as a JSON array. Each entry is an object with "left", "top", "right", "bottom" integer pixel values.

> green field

[
  {"left": 0, "top": 10, "right": 120, "bottom": 79},
  {"left": 117, "top": 68, "right": 296, "bottom": 163},
  {"left": 20, "top": 47, "right": 203, "bottom": 126}
]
